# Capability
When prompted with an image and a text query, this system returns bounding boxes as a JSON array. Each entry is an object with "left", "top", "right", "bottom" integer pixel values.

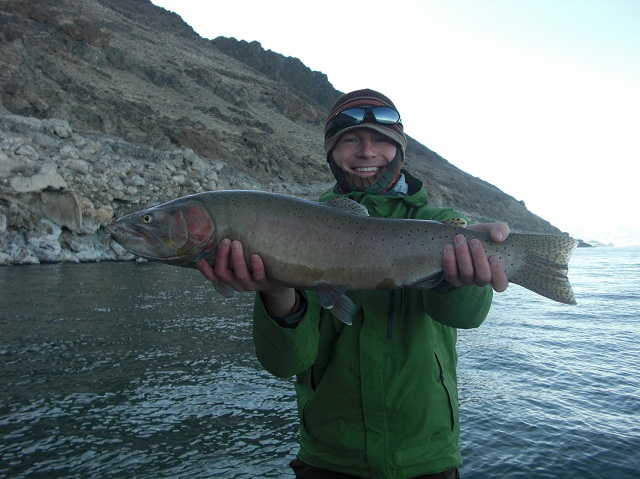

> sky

[{"left": 151, "top": 0, "right": 640, "bottom": 246}]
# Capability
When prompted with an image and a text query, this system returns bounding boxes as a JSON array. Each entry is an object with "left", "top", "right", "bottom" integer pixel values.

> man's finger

[
  {"left": 469, "top": 239, "right": 492, "bottom": 285},
  {"left": 454, "top": 235, "right": 474, "bottom": 284},
  {"left": 196, "top": 259, "right": 217, "bottom": 282},
  {"left": 442, "top": 244, "right": 461, "bottom": 287},
  {"left": 489, "top": 256, "right": 509, "bottom": 292}
]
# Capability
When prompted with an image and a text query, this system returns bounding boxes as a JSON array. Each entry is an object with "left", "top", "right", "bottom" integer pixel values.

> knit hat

[{"left": 324, "top": 89, "right": 407, "bottom": 160}]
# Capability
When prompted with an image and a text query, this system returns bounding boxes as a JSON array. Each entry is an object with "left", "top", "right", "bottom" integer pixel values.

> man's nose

[{"left": 357, "top": 138, "right": 376, "bottom": 157}]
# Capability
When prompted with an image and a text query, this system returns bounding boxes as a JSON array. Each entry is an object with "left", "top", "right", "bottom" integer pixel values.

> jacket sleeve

[
  {"left": 414, "top": 204, "right": 495, "bottom": 329},
  {"left": 424, "top": 284, "right": 493, "bottom": 329},
  {"left": 252, "top": 291, "right": 321, "bottom": 378}
]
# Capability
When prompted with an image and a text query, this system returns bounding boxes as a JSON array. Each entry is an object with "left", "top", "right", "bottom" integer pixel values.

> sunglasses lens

[
  {"left": 334, "top": 108, "right": 366, "bottom": 126},
  {"left": 371, "top": 107, "right": 401, "bottom": 124}
]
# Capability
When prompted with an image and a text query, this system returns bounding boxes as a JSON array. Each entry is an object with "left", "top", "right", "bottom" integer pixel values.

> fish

[{"left": 111, "top": 190, "right": 578, "bottom": 324}]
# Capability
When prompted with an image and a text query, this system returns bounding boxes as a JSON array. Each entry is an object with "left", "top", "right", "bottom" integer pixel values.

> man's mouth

[{"left": 353, "top": 167, "right": 380, "bottom": 173}]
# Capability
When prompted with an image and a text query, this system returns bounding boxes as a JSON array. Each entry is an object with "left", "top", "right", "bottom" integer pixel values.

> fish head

[{"left": 111, "top": 201, "right": 215, "bottom": 265}]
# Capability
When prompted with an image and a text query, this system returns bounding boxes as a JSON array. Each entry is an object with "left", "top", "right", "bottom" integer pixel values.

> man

[{"left": 198, "top": 89, "right": 509, "bottom": 478}]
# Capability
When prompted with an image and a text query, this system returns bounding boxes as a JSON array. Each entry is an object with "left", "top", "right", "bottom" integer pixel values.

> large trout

[{"left": 111, "top": 190, "right": 577, "bottom": 323}]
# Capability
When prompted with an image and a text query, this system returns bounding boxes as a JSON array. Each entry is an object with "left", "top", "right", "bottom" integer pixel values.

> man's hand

[
  {"left": 196, "top": 239, "right": 297, "bottom": 317},
  {"left": 442, "top": 223, "right": 510, "bottom": 292}
]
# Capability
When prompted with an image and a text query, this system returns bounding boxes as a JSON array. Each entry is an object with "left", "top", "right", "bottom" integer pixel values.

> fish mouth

[
  {"left": 110, "top": 224, "right": 155, "bottom": 257},
  {"left": 110, "top": 223, "right": 190, "bottom": 262}
]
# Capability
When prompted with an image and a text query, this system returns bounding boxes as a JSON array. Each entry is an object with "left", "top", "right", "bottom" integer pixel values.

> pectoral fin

[
  {"left": 331, "top": 295, "right": 356, "bottom": 326},
  {"left": 316, "top": 282, "right": 356, "bottom": 325},
  {"left": 212, "top": 280, "right": 235, "bottom": 298},
  {"left": 410, "top": 272, "right": 445, "bottom": 289}
]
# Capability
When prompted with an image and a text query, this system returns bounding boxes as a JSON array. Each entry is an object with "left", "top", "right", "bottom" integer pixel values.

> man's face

[{"left": 331, "top": 127, "right": 398, "bottom": 179}]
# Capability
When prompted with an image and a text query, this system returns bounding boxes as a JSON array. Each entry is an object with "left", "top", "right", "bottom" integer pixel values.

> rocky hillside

[{"left": 0, "top": 0, "right": 562, "bottom": 265}]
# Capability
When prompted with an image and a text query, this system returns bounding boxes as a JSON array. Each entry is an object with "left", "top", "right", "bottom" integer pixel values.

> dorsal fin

[
  {"left": 443, "top": 217, "right": 467, "bottom": 227},
  {"left": 326, "top": 198, "right": 369, "bottom": 216}
]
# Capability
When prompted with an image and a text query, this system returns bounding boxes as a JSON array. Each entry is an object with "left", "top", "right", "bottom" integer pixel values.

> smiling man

[
  {"left": 323, "top": 91, "right": 408, "bottom": 196},
  {"left": 197, "top": 89, "right": 510, "bottom": 478}
]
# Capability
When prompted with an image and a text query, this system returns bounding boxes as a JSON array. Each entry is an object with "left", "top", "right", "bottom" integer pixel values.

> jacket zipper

[{"left": 386, "top": 290, "right": 395, "bottom": 340}]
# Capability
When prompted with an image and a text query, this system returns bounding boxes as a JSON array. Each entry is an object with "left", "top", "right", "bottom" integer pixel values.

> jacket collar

[{"left": 319, "top": 170, "right": 430, "bottom": 209}]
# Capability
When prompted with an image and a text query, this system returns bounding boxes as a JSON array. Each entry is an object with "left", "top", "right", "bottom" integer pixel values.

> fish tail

[{"left": 506, "top": 234, "right": 578, "bottom": 305}]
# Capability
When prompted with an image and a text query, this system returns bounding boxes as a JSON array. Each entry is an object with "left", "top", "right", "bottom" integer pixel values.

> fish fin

[
  {"left": 410, "top": 272, "right": 446, "bottom": 289},
  {"left": 425, "top": 218, "right": 467, "bottom": 227},
  {"left": 316, "top": 282, "right": 349, "bottom": 308},
  {"left": 331, "top": 295, "right": 356, "bottom": 326},
  {"left": 326, "top": 198, "right": 369, "bottom": 216},
  {"left": 443, "top": 217, "right": 467, "bottom": 227},
  {"left": 507, "top": 234, "right": 578, "bottom": 305},
  {"left": 212, "top": 280, "right": 235, "bottom": 298},
  {"left": 316, "top": 282, "right": 355, "bottom": 325}
]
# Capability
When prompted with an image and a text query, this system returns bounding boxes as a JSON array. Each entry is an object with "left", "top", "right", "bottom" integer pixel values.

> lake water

[{"left": 1, "top": 247, "right": 639, "bottom": 478}]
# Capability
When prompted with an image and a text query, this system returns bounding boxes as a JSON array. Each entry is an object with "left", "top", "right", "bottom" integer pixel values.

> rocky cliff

[{"left": 0, "top": 0, "right": 561, "bottom": 265}]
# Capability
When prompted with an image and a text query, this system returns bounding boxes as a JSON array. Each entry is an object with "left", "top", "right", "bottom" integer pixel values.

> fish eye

[{"left": 141, "top": 213, "right": 154, "bottom": 224}]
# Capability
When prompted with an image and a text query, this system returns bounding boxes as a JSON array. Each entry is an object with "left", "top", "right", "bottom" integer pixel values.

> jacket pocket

[{"left": 434, "top": 351, "right": 456, "bottom": 432}]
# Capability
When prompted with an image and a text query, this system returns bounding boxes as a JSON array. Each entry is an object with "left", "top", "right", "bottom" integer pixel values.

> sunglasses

[{"left": 326, "top": 106, "right": 402, "bottom": 137}]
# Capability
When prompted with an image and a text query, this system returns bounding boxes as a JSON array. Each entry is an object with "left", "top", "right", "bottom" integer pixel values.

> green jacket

[{"left": 253, "top": 171, "right": 493, "bottom": 478}]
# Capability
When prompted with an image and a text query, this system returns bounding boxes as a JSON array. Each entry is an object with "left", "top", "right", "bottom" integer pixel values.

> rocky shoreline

[{"left": 0, "top": 110, "right": 331, "bottom": 265}]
